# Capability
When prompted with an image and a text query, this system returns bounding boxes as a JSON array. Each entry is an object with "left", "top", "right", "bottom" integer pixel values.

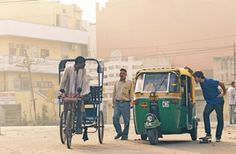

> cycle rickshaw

[{"left": 58, "top": 57, "right": 104, "bottom": 149}]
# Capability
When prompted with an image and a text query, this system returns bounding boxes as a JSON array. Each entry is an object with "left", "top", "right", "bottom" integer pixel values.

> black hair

[
  {"left": 193, "top": 71, "right": 205, "bottom": 79},
  {"left": 75, "top": 56, "right": 85, "bottom": 64},
  {"left": 231, "top": 81, "right": 235, "bottom": 86},
  {"left": 120, "top": 68, "right": 127, "bottom": 73}
]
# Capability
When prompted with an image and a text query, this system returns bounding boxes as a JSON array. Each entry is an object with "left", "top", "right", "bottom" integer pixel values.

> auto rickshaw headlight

[
  {"left": 147, "top": 115, "right": 153, "bottom": 122},
  {"left": 150, "top": 92, "right": 156, "bottom": 97},
  {"left": 149, "top": 92, "right": 158, "bottom": 101}
]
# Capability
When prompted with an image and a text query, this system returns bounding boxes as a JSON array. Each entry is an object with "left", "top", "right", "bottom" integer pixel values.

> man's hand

[
  {"left": 219, "top": 81, "right": 226, "bottom": 97},
  {"left": 217, "top": 92, "right": 225, "bottom": 98}
]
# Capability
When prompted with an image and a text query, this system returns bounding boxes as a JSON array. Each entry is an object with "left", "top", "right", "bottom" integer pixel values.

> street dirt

[{"left": 0, "top": 123, "right": 236, "bottom": 154}]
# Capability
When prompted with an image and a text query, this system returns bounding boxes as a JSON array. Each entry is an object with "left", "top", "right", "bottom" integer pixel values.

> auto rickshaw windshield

[{"left": 135, "top": 72, "right": 179, "bottom": 93}]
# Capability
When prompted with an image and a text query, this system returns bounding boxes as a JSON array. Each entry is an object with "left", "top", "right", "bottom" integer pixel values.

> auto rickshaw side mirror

[{"left": 149, "top": 92, "right": 158, "bottom": 101}]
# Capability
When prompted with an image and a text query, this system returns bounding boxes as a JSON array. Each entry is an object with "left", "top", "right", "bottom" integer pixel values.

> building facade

[
  {"left": 213, "top": 56, "right": 234, "bottom": 84},
  {"left": 0, "top": 1, "right": 89, "bottom": 125}
]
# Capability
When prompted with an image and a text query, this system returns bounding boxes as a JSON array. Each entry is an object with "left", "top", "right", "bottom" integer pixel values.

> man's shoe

[
  {"left": 114, "top": 133, "right": 122, "bottom": 139},
  {"left": 216, "top": 138, "right": 221, "bottom": 142},
  {"left": 205, "top": 134, "right": 212, "bottom": 139}
]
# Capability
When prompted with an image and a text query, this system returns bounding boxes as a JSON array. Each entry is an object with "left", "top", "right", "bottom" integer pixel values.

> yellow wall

[
  {"left": 0, "top": 1, "right": 82, "bottom": 29},
  {"left": 0, "top": 37, "right": 10, "bottom": 55},
  {"left": 16, "top": 91, "right": 58, "bottom": 125}
]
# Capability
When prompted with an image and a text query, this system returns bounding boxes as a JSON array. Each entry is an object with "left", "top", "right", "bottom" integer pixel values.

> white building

[
  {"left": 213, "top": 56, "right": 234, "bottom": 85},
  {"left": 81, "top": 21, "right": 97, "bottom": 58}
]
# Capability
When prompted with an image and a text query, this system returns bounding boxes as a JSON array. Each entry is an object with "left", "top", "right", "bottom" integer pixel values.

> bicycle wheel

[
  {"left": 98, "top": 111, "right": 104, "bottom": 144},
  {"left": 65, "top": 111, "right": 73, "bottom": 149},
  {"left": 59, "top": 111, "right": 66, "bottom": 144}
]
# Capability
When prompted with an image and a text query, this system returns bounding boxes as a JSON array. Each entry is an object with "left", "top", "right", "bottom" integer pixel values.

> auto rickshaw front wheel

[{"left": 147, "top": 129, "right": 159, "bottom": 145}]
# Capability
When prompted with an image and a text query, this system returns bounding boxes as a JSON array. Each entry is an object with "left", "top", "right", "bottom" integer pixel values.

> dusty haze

[{"left": 97, "top": 0, "right": 236, "bottom": 70}]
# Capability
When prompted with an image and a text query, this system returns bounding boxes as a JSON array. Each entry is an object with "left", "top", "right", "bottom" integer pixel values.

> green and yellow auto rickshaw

[{"left": 133, "top": 68, "right": 198, "bottom": 145}]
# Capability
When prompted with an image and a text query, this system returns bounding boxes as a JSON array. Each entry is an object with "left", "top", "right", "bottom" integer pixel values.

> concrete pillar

[{"left": 0, "top": 106, "right": 5, "bottom": 126}]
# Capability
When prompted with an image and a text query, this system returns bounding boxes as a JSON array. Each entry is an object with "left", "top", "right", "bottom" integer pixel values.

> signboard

[{"left": 0, "top": 92, "right": 16, "bottom": 105}]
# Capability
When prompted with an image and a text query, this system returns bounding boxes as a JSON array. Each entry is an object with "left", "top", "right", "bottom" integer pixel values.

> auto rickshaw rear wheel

[{"left": 141, "top": 134, "right": 147, "bottom": 140}]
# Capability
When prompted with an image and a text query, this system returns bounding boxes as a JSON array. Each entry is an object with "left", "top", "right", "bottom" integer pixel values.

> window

[
  {"left": 135, "top": 74, "right": 144, "bottom": 93},
  {"left": 40, "top": 49, "right": 49, "bottom": 58},
  {"left": 31, "top": 46, "right": 39, "bottom": 58},
  {"left": 14, "top": 80, "right": 30, "bottom": 91},
  {"left": 135, "top": 73, "right": 172, "bottom": 93},
  {"left": 80, "top": 45, "right": 88, "bottom": 56},
  {"left": 56, "top": 14, "right": 68, "bottom": 27},
  {"left": 9, "top": 43, "right": 16, "bottom": 56},
  {"left": 181, "top": 75, "right": 192, "bottom": 105},
  {"left": 109, "top": 74, "right": 114, "bottom": 77},
  {"left": 75, "top": 19, "right": 81, "bottom": 29},
  {"left": 169, "top": 73, "right": 180, "bottom": 92},
  {"left": 19, "top": 48, "right": 27, "bottom": 56},
  {"left": 21, "top": 80, "right": 30, "bottom": 90}
]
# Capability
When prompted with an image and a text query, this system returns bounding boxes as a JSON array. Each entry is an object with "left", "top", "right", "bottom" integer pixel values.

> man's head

[
  {"left": 231, "top": 81, "right": 236, "bottom": 88},
  {"left": 193, "top": 71, "right": 205, "bottom": 83},
  {"left": 74, "top": 56, "right": 85, "bottom": 70},
  {"left": 119, "top": 68, "right": 127, "bottom": 81}
]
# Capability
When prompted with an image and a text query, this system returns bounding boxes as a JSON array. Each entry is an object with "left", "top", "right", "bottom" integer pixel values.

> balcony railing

[{"left": 0, "top": 56, "right": 59, "bottom": 74}]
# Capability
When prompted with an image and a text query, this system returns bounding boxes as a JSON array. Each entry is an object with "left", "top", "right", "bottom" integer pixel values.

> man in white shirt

[
  {"left": 227, "top": 81, "right": 236, "bottom": 124},
  {"left": 60, "top": 56, "right": 90, "bottom": 134}
]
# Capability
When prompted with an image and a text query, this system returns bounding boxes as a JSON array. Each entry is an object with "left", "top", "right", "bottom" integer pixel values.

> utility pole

[
  {"left": 234, "top": 42, "right": 236, "bottom": 80},
  {"left": 22, "top": 54, "right": 37, "bottom": 122}
]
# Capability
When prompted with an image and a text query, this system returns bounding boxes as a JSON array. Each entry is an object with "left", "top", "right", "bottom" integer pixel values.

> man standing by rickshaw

[
  {"left": 112, "top": 68, "right": 133, "bottom": 140},
  {"left": 193, "top": 71, "right": 226, "bottom": 142},
  {"left": 227, "top": 81, "right": 236, "bottom": 124}
]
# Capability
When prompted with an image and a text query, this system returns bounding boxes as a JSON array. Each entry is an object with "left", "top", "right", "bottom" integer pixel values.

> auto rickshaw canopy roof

[
  {"left": 134, "top": 67, "right": 196, "bottom": 102},
  {"left": 135, "top": 67, "right": 193, "bottom": 78}
]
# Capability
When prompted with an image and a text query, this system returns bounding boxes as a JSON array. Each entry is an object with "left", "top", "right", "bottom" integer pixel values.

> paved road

[{"left": 0, "top": 123, "right": 236, "bottom": 154}]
